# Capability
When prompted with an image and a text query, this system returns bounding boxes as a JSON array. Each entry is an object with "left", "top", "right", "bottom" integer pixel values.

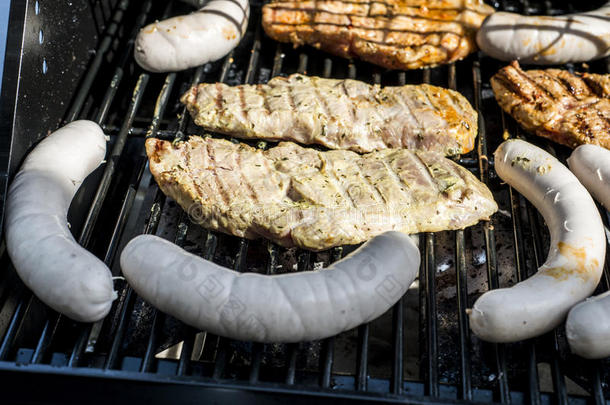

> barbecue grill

[{"left": 1, "top": 0, "right": 609, "bottom": 403}]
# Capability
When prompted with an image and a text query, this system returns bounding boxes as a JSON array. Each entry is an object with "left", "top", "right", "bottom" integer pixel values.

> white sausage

[
  {"left": 476, "top": 3, "right": 610, "bottom": 64},
  {"left": 120, "top": 232, "right": 419, "bottom": 343},
  {"left": 468, "top": 139, "right": 605, "bottom": 342},
  {"left": 568, "top": 144, "right": 610, "bottom": 210},
  {"left": 564, "top": 144, "right": 610, "bottom": 359},
  {"left": 566, "top": 291, "right": 610, "bottom": 359},
  {"left": 134, "top": 0, "right": 249, "bottom": 72},
  {"left": 5, "top": 120, "right": 117, "bottom": 322}
]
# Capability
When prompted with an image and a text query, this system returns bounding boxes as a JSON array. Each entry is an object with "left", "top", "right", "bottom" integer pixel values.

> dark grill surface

[{"left": 1, "top": 0, "right": 610, "bottom": 404}]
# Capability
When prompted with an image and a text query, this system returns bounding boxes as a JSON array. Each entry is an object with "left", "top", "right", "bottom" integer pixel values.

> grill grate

[{"left": 1, "top": 0, "right": 610, "bottom": 403}]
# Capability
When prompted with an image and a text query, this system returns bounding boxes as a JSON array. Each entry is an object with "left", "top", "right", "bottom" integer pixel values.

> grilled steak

[
  {"left": 181, "top": 74, "right": 478, "bottom": 156},
  {"left": 146, "top": 136, "right": 497, "bottom": 251},
  {"left": 261, "top": 0, "right": 494, "bottom": 70},
  {"left": 492, "top": 61, "right": 610, "bottom": 149}
]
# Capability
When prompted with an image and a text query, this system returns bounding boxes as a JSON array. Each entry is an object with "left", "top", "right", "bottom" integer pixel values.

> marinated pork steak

[
  {"left": 492, "top": 61, "right": 610, "bottom": 149},
  {"left": 146, "top": 136, "right": 497, "bottom": 251},
  {"left": 261, "top": 0, "right": 494, "bottom": 70},
  {"left": 181, "top": 74, "right": 478, "bottom": 156}
]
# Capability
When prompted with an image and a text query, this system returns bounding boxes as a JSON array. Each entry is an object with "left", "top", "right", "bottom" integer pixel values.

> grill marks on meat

[
  {"left": 146, "top": 136, "right": 497, "bottom": 251},
  {"left": 181, "top": 74, "right": 478, "bottom": 156},
  {"left": 261, "top": 0, "right": 494, "bottom": 70},
  {"left": 492, "top": 62, "right": 610, "bottom": 149}
]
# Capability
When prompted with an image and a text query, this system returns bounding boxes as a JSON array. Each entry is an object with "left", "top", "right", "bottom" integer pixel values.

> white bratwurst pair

[
  {"left": 477, "top": 2, "right": 610, "bottom": 64},
  {"left": 469, "top": 140, "right": 606, "bottom": 346}
]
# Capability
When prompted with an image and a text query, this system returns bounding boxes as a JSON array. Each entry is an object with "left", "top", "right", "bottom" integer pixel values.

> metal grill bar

[
  {"left": 0, "top": 293, "right": 31, "bottom": 361},
  {"left": 177, "top": 329, "right": 196, "bottom": 376},
  {"left": 593, "top": 362, "right": 605, "bottom": 405},
  {"left": 285, "top": 343, "right": 299, "bottom": 385},
  {"left": 102, "top": 161, "right": 149, "bottom": 265},
  {"left": 105, "top": 289, "right": 136, "bottom": 369},
  {"left": 83, "top": 73, "right": 151, "bottom": 246},
  {"left": 423, "top": 232, "right": 438, "bottom": 397},
  {"left": 65, "top": 0, "right": 133, "bottom": 122},
  {"left": 390, "top": 301, "right": 404, "bottom": 394},
  {"left": 140, "top": 313, "right": 165, "bottom": 372},
  {"left": 211, "top": 239, "right": 249, "bottom": 380},
  {"left": 249, "top": 247, "right": 277, "bottom": 382},
  {"left": 472, "top": 60, "right": 510, "bottom": 404},
  {"left": 455, "top": 230, "right": 472, "bottom": 400},
  {"left": 320, "top": 337, "right": 335, "bottom": 388},
  {"left": 355, "top": 322, "right": 369, "bottom": 391},
  {"left": 450, "top": 62, "right": 473, "bottom": 402}
]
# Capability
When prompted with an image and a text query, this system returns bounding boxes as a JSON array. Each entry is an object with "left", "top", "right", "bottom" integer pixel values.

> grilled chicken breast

[
  {"left": 181, "top": 74, "right": 478, "bottom": 156},
  {"left": 492, "top": 62, "right": 610, "bottom": 149},
  {"left": 146, "top": 136, "right": 497, "bottom": 251},
  {"left": 262, "top": 0, "right": 495, "bottom": 70}
]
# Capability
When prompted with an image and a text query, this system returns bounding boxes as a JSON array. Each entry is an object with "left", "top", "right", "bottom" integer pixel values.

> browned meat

[
  {"left": 146, "top": 136, "right": 497, "bottom": 251},
  {"left": 181, "top": 74, "right": 478, "bottom": 156},
  {"left": 261, "top": 0, "right": 494, "bottom": 70},
  {"left": 491, "top": 61, "right": 610, "bottom": 149}
]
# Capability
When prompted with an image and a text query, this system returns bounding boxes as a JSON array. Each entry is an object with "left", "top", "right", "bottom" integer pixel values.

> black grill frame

[{"left": 1, "top": 0, "right": 610, "bottom": 404}]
